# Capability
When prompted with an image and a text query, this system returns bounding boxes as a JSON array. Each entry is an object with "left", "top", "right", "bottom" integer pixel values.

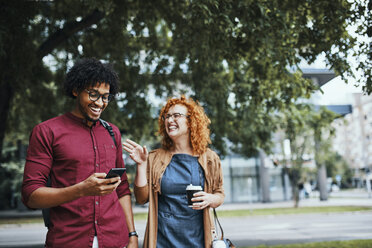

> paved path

[
  {"left": 2, "top": 210, "right": 372, "bottom": 248},
  {"left": 1, "top": 189, "right": 371, "bottom": 247},
  {"left": 221, "top": 210, "right": 372, "bottom": 247}
]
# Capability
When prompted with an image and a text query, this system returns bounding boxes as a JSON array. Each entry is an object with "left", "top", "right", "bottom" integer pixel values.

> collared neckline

[{"left": 65, "top": 112, "right": 99, "bottom": 128}]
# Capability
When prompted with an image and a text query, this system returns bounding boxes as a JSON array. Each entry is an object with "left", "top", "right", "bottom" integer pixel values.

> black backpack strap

[
  {"left": 42, "top": 119, "right": 118, "bottom": 228},
  {"left": 99, "top": 119, "right": 117, "bottom": 147}
]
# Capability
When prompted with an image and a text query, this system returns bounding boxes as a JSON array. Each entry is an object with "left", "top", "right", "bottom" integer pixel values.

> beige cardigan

[{"left": 134, "top": 148, "right": 225, "bottom": 248}]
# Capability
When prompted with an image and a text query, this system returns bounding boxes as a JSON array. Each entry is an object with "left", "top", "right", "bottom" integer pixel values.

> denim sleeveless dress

[{"left": 157, "top": 154, "right": 205, "bottom": 248}]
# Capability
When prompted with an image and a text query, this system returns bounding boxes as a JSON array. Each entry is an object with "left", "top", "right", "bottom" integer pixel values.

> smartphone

[{"left": 105, "top": 168, "right": 126, "bottom": 179}]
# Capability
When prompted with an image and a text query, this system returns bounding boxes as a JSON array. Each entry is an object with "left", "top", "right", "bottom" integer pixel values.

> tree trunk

[
  {"left": 0, "top": 82, "right": 14, "bottom": 161},
  {"left": 292, "top": 183, "right": 300, "bottom": 208},
  {"left": 286, "top": 167, "right": 300, "bottom": 208},
  {"left": 290, "top": 171, "right": 300, "bottom": 208},
  {"left": 259, "top": 150, "right": 271, "bottom": 203},
  {"left": 317, "top": 164, "right": 328, "bottom": 201}
]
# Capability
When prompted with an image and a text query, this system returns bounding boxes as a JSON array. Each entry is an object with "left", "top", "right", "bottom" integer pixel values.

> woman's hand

[
  {"left": 123, "top": 139, "right": 148, "bottom": 188},
  {"left": 123, "top": 139, "right": 148, "bottom": 166},
  {"left": 191, "top": 191, "right": 221, "bottom": 210}
]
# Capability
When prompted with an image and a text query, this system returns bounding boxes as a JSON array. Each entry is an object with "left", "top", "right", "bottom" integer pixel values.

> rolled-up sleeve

[
  {"left": 214, "top": 156, "right": 225, "bottom": 197},
  {"left": 212, "top": 152, "right": 225, "bottom": 199},
  {"left": 134, "top": 184, "right": 149, "bottom": 204},
  {"left": 116, "top": 178, "right": 131, "bottom": 198},
  {"left": 22, "top": 124, "right": 53, "bottom": 208}
]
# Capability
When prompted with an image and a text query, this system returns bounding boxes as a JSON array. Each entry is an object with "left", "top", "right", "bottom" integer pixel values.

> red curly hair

[{"left": 158, "top": 96, "right": 211, "bottom": 155}]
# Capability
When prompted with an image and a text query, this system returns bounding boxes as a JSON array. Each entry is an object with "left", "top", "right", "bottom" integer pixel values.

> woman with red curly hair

[{"left": 123, "top": 96, "right": 225, "bottom": 248}]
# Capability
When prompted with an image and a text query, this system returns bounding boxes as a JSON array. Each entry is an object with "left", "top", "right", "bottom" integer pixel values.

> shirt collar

[{"left": 65, "top": 112, "right": 98, "bottom": 128}]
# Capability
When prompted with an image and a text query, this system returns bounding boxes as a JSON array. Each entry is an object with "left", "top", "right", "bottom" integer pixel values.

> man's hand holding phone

[{"left": 79, "top": 168, "right": 125, "bottom": 197}]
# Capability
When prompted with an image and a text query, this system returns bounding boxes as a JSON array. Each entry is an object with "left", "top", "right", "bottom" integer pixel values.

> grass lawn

[
  {"left": 216, "top": 206, "right": 372, "bottom": 218},
  {"left": 0, "top": 217, "right": 44, "bottom": 225},
  {"left": 242, "top": 239, "right": 372, "bottom": 248}
]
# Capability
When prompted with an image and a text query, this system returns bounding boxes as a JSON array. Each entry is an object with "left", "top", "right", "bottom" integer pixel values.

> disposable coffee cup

[{"left": 186, "top": 184, "right": 202, "bottom": 206}]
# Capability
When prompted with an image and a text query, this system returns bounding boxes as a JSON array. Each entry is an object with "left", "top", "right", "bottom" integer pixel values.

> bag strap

[
  {"left": 99, "top": 119, "right": 117, "bottom": 147},
  {"left": 212, "top": 208, "right": 236, "bottom": 248},
  {"left": 213, "top": 208, "right": 225, "bottom": 240}
]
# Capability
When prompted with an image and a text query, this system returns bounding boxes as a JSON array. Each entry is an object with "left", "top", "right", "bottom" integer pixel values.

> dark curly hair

[{"left": 64, "top": 58, "right": 119, "bottom": 98}]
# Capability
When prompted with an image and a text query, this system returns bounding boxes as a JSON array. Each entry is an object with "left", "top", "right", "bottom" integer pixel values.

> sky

[
  {"left": 313, "top": 75, "right": 363, "bottom": 105},
  {"left": 300, "top": 51, "right": 365, "bottom": 106},
  {"left": 305, "top": 19, "right": 369, "bottom": 106}
]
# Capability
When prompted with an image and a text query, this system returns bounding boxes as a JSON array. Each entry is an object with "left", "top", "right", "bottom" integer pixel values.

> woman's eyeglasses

[
  {"left": 85, "top": 89, "right": 114, "bottom": 103},
  {"left": 162, "top": 113, "right": 189, "bottom": 121}
]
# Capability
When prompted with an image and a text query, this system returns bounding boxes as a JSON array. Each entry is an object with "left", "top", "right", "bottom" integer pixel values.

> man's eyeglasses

[
  {"left": 162, "top": 113, "right": 189, "bottom": 121},
  {"left": 85, "top": 89, "right": 114, "bottom": 103}
]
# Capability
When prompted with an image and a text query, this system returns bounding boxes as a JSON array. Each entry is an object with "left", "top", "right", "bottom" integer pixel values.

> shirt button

[
  {"left": 111, "top": 145, "right": 114, "bottom": 148},
  {"left": 95, "top": 220, "right": 97, "bottom": 224},
  {"left": 96, "top": 164, "right": 99, "bottom": 167},
  {"left": 94, "top": 146, "right": 97, "bottom": 150},
  {"left": 96, "top": 201, "right": 99, "bottom": 205}
]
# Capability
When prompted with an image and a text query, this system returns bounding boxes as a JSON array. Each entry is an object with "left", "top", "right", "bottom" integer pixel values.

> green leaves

[{"left": 1, "top": 0, "right": 370, "bottom": 160}]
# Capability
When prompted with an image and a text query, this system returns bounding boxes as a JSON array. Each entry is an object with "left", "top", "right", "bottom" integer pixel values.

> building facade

[
  {"left": 332, "top": 93, "right": 372, "bottom": 186},
  {"left": 221, "top": 152, "right": 291, "bottom": 203}
]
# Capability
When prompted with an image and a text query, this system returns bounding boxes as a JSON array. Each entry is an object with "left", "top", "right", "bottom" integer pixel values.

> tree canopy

[{"left": 0, "top": 0, "right": 370, "bottom": 160}]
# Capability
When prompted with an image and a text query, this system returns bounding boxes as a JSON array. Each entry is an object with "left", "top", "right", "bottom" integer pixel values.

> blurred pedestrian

[
  {"left": 22, "top": 58, "right": 138, "bottom": 248},
  {"left": 123, "top": 95, "right": 225, "bottom": 248}
]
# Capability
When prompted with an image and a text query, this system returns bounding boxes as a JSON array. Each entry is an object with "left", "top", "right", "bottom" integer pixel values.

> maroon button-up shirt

[{"left": 22, "top": 112, "right": 131, "bottom": 248}]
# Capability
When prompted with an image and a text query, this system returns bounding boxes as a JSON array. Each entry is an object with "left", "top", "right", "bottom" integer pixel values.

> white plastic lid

[{"left": 186, "top": 184, "right": 202, "bottom": 190}]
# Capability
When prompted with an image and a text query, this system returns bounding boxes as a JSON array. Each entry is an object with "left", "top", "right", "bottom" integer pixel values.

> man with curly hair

[{"left": 22, "top": 58, "right": 138, "bottom": 248}]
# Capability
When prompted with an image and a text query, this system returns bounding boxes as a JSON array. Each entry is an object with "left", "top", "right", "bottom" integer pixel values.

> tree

[
  {"left": 279, "top": 104, "right": 314, "bottom": 207},
  {"left": 353, "top": 0, "right": 372, "bottom": 94},
  {"left": 0, "top": 0, "right": 370, "bottom": 161},
  {"left": 278, "top": 104, "right": 338, "bottom": 207},
  {"left": 323, "top": 150, "right": 353, "bottom": 189},
  {"left": 309, "top": 106, "right": 339, "bottom": 201}
]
